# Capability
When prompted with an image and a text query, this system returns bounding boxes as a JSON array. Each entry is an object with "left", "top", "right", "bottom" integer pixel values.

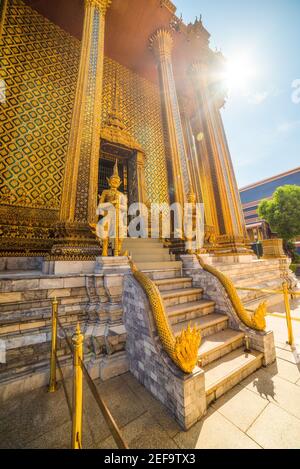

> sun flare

[{"left": 222, "top": 52, "right": 257, "bottom": 92}]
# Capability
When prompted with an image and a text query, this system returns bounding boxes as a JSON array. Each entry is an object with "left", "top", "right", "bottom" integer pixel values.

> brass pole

[
  {"left": 282, "top": 281, "right": 294, "bottom": 346},
  {"left": 48, "top": 297, "right": 58, "bottom": 393},
  {"left": 72, "top": 323, "right": 84, "bottom": 449}
]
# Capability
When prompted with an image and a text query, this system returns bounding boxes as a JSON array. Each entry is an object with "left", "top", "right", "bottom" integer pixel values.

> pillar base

[
  {"left": 51, "top": 222, "right": 101, "bottom": 260},
  {"left": 213, "top": 235, "right": 253, "bottom": 257},
  {"left": 262, "top": 238, "right": 286, "bottom": 259}
]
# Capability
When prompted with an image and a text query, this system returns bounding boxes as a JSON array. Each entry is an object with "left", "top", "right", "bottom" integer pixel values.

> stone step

[
  {"left": 167, "top": 299, "right": 215, "bottom": 324},
  {"left": 239, "top": 286, "right": 281, "bottom": 304},
  {"left": 131, "top": 253, "right": 173, "bottom": 262},
  {"left": 199, "top": 329, "right": 245, "bottom": 367},
  {"left": 204, "top": 348, "right": 264, "bottom": 406},
  {"left": 139, "top": 261, "right": 182, "bottom": 274},
  {"left": 124, "top": 238, "right": 162, "bottom": 245},
  {"left": 172, "top": 313, "right": 228, "bottom": 338},
  {"left": 154, "top": 277, "right": 193, "bottom": 292},
  {"left": 218, "top": 261, "right": 279, "bottom": 276},
  {"left": 125, "top": 246, "right": 169, "bottom": 255},
  {"left": 161, "top": 287, "right": 203, "bottom": 307},
  {"left": 228, "top": 271, "right": 281, "bottom": 285},
  {"left": 244, "top": 292, "right": 283, "bottom": 310}
]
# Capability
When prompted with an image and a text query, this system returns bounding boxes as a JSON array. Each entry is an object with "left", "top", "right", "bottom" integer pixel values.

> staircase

[
  {"left": 213, "top": 258, "right": 285, "bottom": 310},
  {"left": 126, "top": 239, "right": 264, "bottom": 407}
]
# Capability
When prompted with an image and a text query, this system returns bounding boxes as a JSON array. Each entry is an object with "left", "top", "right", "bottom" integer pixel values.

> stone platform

[{"left": 0, "top": 257, "right": 131, "bottom": 399}]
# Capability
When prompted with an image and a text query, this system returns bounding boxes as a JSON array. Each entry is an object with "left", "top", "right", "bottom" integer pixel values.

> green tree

[{"left": 258, "top": 185, "right": 300, "bottom": 252}]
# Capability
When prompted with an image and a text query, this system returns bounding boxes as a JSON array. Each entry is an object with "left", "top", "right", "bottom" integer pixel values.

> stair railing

[
  {"left": 234, "top": 282, "right": 300, "bottom": 346},
  {"left": 129, "top": 259, "right": 201, "bottom": 374},
  {"left": 196, "top": 254, "right": 267, "bottom": 332}
]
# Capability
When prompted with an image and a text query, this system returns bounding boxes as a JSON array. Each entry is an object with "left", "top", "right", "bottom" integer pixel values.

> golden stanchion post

[
  {"left": 72, "top": 323, "right": 84, "bottom": 449},
  {"left": 48, "top": 297, "right": 58, "bottom": 393},
  {"left": 282, "top": 281, "right": 294, "bottom": 346}
]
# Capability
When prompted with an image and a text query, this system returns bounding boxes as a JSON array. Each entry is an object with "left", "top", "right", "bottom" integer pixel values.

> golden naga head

[
  {"left": 174, "top": 324, "right": 201, "bottom": 374},
  {"left": 107, "top": 159, "right": 121, "bottom": 189},
  {"left": 252, "top": 301, "right": 267, "bottom": 331}
]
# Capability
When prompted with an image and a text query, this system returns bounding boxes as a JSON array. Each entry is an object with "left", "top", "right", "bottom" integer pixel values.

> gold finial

[
  {"left": 107, "top": 159, "right": 121, "bottom": 189},
  {"left": 112, "top": 159, "right": 119, "bottom": 178}
]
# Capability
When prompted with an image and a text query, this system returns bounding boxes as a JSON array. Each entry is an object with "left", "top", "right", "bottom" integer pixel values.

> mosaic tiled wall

[
  {"left": 0, "top": 0, "right": 81, "bottom": 214},
  {"left": 0, "top": 1, "right": 169, "bottom": 228}
]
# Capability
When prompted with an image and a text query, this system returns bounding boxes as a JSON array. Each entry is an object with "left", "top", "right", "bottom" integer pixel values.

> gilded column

[
  {"left": 180, "top": 104, "right": 203, "bottom": 204},
  {"left": 0, "top": 0, "right": 8, "bottom": 39},
  {"left": 149, "top": 29, "right": 189, "bottom": 207},
  {"left": 189, "top": 59, "right": 249, "bottom": 255},
  {"left": 53, "top": 0, "right": 112, "bottom": 258}
]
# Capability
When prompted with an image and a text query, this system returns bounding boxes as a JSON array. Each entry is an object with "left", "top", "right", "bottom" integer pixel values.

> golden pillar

[
  {"left": 189, "top": 59, "right": 249, "bottom": 255},
  {"left": 0, "top": 0, "right": 8, "bottom": 39},
  {"left": 52, "top": 0, "right": 112, "bottom": 258},
  {"left": 149, "top": 29, "right": 188, "bottom": 207},
  {"left": 180, "top": 103, "right": 203, "bottom": 204}
]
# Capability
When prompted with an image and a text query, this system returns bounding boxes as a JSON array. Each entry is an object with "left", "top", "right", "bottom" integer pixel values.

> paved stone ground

[{"left": 1, "top": 298, "right": 300, "bottom": 449}]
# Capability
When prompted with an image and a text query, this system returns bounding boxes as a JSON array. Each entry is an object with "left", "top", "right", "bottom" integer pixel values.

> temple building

[{"left": 0, "top": 0, "right": 296, "bottom": 430}]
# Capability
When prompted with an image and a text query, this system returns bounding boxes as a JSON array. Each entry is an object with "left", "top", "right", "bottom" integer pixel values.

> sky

[{"left": 174, "top": 0, "right": 300, "bottom": 188}]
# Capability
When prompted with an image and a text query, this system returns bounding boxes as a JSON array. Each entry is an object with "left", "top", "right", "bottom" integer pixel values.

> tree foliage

[{"left": 258, "top": 185, "right": 300, "bottom": 241}]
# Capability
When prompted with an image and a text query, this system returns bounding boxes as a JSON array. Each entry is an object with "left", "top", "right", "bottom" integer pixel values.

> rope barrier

[
  {"left": 48, "top": 298, "right": 128, "bottom": 449},
  {"left": 54, "top": 352, "right": 72, "bottom": 420},
  {"left": 235, "top": 281, "right": 298, "bottom": 346},
  {"left": 78, "top": 356, "right": 128, "bottom": 450},
  {"left": 57, "top": 317, "right": 74, "bottom": 354}
]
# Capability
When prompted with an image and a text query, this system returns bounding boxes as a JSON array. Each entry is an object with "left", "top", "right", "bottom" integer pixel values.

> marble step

[
  {"left": 139, "top": 261, "right": 182, "bottom": 275},
  {"left": 154, "top": 277, "right": 193, "bottom": 292},
  {"left": 204, "top": 348, "right": 264, "bottom": 406},
  {"left": 244, "top": 292, "right": 283, "bottom": 310},
  {"left": 228, "top": 271, "right": 281, "bottom": 285},
  {"left": 161, "top": 287, "right": 203, "bottom": 307},
  {"left": 167, "top": 299, "right": 215, "bottom": 324},
  {"left": 217, "top": 262, "right": 279, "bottom": 276},
  {"left": 125, "top": 246, "right": 170, "bottom": 255},
  {"left": 124, "top": 238, "right": 163, "bottom": 245},
  {"left": 239, "top": 287, "right": 281, "bottom": 304},
  {"left": 131, "top": 252, "right": 173, "bottom": 262},
  {"left": 172, "top": 313, "right": 228, "bottom": 338},
  {"left": 199, "top": 329, "right": 245, "bottom": 367}
]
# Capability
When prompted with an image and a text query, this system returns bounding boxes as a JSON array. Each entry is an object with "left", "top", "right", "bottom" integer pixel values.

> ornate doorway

[
  {"left": 98, "top": 153, "right": 128, "bottom": 198},
  {"left": 99, "top": 78, "right": 147, "bottom": 207}
]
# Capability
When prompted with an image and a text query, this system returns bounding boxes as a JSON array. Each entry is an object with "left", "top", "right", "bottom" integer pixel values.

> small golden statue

[{"left": 96, "top": 160, "right": 127, "bottom": 256}]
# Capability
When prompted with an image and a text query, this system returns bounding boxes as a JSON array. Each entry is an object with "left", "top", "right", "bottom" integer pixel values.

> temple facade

[
  {"left": 0, "top": 0, "right": 249, "bottom": 258},
  {"left": 0, "top": 0, "right": 295, "bottom": 430}
]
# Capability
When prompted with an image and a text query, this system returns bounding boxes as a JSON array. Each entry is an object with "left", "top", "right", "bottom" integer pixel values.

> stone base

[
  {"left": 95, "top": 256, "right": 131, "bottom": 274},
  {"left": 210, "top": 254, "right": 256, "bottom": 265},
  {"left": 0, "top": 256, "right": 43, "bottom": 272},
  {"left": 262, "top": 238, "right": 286, "bottom": 259},
  {"left": 99, "top": 351, "right": 129, "bottom": 381},
  {"left": 213, "top": 235, "right": 253, "bottom": 257},
  {"left": 0, "top": 358, "right": 73, "bottom": 402},
  {"left": 42, "top": 259, "right": 96, "bottom": 275}
]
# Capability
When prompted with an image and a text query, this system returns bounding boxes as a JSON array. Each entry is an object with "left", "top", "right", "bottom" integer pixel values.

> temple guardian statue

[{"left": 96, "top": 160, "right": 128, "bottom": 256}]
